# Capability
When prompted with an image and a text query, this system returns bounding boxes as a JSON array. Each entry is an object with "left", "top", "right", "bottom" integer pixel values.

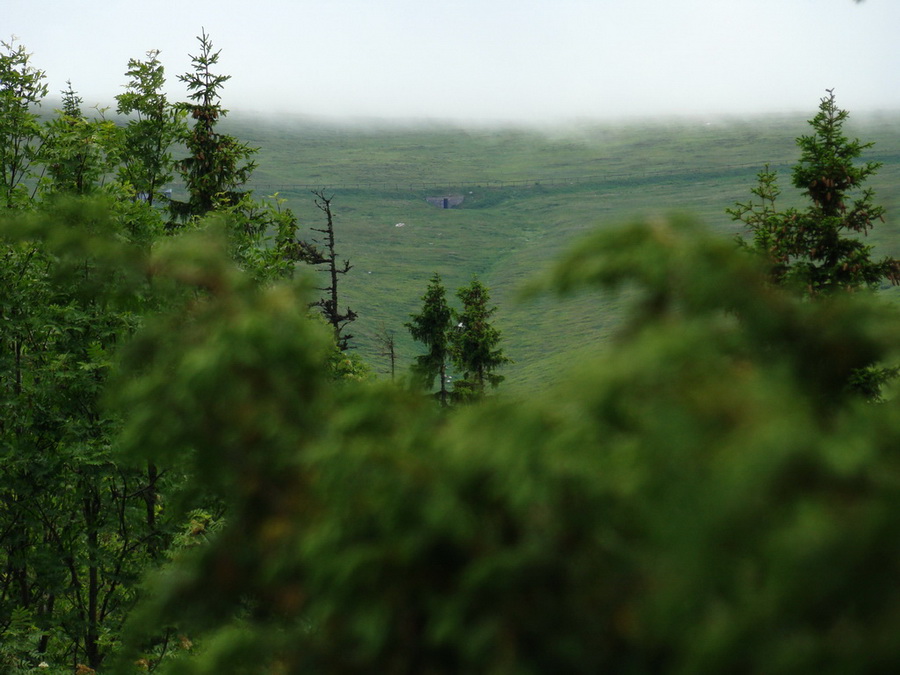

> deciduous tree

[
  {"left": 0, "top": 200, "right": 178, "bottom": 672},
  {"left": 0, "top": 39, "right": 47, "bottom": 208},
  {"left": 39, "top": 83, "right": 119, "bottom": 196},
  {"left": 116, "top": 49, "right": 186, "bottom": 207}
]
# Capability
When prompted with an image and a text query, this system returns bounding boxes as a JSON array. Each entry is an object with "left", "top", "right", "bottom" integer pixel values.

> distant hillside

[{"left": 210, "top": 112, "right": 900, "bottom": 391}]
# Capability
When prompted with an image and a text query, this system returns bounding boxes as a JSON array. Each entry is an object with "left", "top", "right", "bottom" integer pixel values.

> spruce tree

[
  {"left": 170, "top": 29, "right": 257, "bottom": 223},
  {"left": 450, "top": 277, "right": 510, "bottom": 400},
  {"left": 729, "top": 90, "right": 900, "bottom": 399},
  {"left": 729, "top": 89, "right": 898, "bottom": 295},
  {"left": 406, "top": 273, "right": 453, "bottom": 404}
]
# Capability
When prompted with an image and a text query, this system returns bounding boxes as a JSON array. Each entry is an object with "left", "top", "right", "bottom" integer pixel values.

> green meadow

[{"left": 217, "top": 112, "right": 900, "bottom": 391}]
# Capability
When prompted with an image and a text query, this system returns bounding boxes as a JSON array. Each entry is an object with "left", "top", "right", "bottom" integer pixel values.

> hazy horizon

[{"left": 8, "top": 0, "right": 900, "bottom": 125}]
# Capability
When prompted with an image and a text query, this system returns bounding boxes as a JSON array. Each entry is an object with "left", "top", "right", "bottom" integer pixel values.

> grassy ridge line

[
  {"left": 217, "top": 113, "right": 900, "bottom": 390},
  {"left": 248, "top": 162, "right": 794, "bottom": 193},
  {"left": 228, "top": 112, "right": 900, "bottom": 185},
  {"left": 247, "top": 149, "right": 900, "bottom": 194}
]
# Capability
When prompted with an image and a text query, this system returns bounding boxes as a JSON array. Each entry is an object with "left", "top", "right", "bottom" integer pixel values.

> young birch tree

[
  {"left": 116, "top": 49, "right": 186, "bottom": 207},
  {"left": 0, "top": 39, "right": 47, "bottom": 208}
]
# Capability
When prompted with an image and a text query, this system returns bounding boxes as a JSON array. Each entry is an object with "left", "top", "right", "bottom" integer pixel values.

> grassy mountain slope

[{"left": 216, "top": 112, "right": 900, "bottom": 391}]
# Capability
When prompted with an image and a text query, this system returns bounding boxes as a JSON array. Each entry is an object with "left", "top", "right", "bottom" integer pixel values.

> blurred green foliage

[{"left": 110, "top": 215, "right": 900, "bottom": 674}]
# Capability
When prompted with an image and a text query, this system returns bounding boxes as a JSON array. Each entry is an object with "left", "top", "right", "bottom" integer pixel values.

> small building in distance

[{"left": 426, "top": 194, "right": 465, "bottom": 209}]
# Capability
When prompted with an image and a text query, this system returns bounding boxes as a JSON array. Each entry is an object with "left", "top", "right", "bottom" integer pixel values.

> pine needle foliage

[
  {"left": 170, "top": 30, "right": 257, "bottom": 223},
  {"left": 728, "top": 89, "right": 899, "bottom": 295},
  {"left": 406, "top": 273, "right": 453, "bottom": 404},
  {"left": 450, "top": 277, "right": 511, "bottom": 400}
]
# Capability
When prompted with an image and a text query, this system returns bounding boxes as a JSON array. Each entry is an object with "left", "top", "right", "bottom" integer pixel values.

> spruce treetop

[{"left": 729, "top": 89, "right": 898, "bottom": 295}]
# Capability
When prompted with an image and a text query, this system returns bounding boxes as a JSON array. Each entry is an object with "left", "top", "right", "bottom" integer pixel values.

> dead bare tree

[
  {"left": 310, "top": 190, "right": 356, "bottom": 350},
  {"left": 375, "top": 323, "right": 397, "bottom": 381}
]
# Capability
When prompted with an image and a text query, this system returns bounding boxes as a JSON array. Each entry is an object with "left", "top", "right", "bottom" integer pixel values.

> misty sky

[{"left": 7, "top": 0, "right": 900, "bottom": 123}]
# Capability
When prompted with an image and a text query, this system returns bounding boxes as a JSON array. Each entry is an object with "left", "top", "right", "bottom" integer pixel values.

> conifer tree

[
  {"left": 729, "top": 89, "right": 898, "bottom": 295},
  {"left": 729, "top": 90, "right": 900, "bottom": 399},
  {"left": 450, "top": 277, "right": 510, "bottom": 400},
  {"left": 406, "top": 273, "right": 453, "bottom": 404},
  {"left": 170, "top": 29, "right": 257, "bottom": 223}
]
